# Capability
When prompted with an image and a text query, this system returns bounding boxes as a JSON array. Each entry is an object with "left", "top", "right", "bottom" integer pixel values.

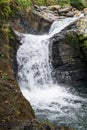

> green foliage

[
  {"left": 31, "top": 0, "right": 50, "bottom": 6},
  {"left": 55, "top": 0, "right": 70, "bottom": 6},
  {"left": 1, "top": 23, "right": 14, "bottom": 40},
  {"left": 0, "top": 0, "right": 11, "bottom": 20},
  {"left": 16, "top": 0, "right": 32, "bottom": 10},
  {"left": 70, "top": 0, "right": 85, "bottom": 10},
  {"left": 31, "top": 0, "right": 56, "bottom": 6},
  {"left": 84, "top": 40, "right": 87, "bottom": 47},
  {"left": 0, "top": 0, "right": 32, "bottom": 36},
  {"left": 82, "top": 0, "right": 87, "bottom": 7},
  {"left": 21, "top": 0, "right": 32, "bottom": 7},
  {"left": 55, "top": 0, "right": 87, "bottom": 7},
  {"left": 0, "top": 0, "right": 32, "bottom": 21},
  {"left": 78, "top": 34, "right": 87, "bottom": 48},
  {"left": 32, "top": 0, "right": 44, "bottom": 5}
]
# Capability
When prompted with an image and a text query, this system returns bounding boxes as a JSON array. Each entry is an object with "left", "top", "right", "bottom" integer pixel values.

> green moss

[
  {"left": 79, "top": 34, "right": 85, "bottom": 41},
  {"left": 78, "top": 34, "right": 87, "bottom": 47},
  {"left": 84, "top": 40, "right": 87, "bottom": 47}
]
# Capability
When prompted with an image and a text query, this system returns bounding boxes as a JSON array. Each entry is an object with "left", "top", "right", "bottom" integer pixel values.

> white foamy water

[{"left": 17, "top": 15, "right": 87, "bottom": 130}]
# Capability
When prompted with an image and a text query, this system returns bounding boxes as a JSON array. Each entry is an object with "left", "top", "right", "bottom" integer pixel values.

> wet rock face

[
  {"left": 51, "top": 31, "right": 87, "bottom": 86},
  {"left": 4, "top": 119, "right": 75, "bottom": 130}
]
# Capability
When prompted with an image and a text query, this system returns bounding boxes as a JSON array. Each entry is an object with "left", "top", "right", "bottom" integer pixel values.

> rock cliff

[{"left": 0, "top": 27, "right": 35, "bottom": 129}]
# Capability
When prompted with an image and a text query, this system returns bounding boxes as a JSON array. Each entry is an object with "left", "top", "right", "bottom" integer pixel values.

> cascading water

[{"left": 17, "top": 16, "right": 87, "bottom": 130}]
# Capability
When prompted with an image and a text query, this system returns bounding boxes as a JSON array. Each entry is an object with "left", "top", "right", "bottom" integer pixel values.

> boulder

[
  {"left": 73, "top": 10, "right": 82, "bottom": 16},
  {"left": 77, "top": 16, "right": 87, "bottom": 35},
  {"left": 66, "top": 11, "right": 74, "bottom": 17},
  {"left": 83, "top": 8, "right": 87, "bottom": 15},
  {"left": 59, "top": 6, "right": 72, "bottom": 13},
  {"left": 48, "top": 5, "right": 61, "bottom": 11},
  {"left": 50, "top": 24, "right": 87, "bottom": 86}
]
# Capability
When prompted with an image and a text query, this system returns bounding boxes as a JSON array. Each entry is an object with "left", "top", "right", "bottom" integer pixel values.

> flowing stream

[{"left": 17, "top": 16, "right": 87, "bottom": 130}]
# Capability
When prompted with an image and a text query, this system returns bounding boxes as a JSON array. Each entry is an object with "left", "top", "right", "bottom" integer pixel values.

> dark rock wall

[{"left": 50, "top": 31, "right": 87, "bottom": 86}]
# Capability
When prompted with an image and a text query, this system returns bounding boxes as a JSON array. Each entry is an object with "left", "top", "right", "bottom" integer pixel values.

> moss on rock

[
  {"left": 0, "top": 27, "right": 35, "bottom": 129},
  {"left": 77, "top": 17, "right": 87, "bottom": 61}
]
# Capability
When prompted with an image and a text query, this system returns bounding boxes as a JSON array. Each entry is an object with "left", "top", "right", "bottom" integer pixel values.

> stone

[
  {"left": 51, "top": 28, "right": 87, "bottom": 86},
  {"left": 73, "top": 10, "right": 82, "bottom": 16},
  {"left": 83, "top": 8, "right": 87, "bottom": 15},
  {"left": 59, "top": 6, "right": 72, "bottom": 14},
  {"left": 77, "top": 17, "right": 87, "bottom": 35},
  {"left": 48, "top": 5, "right": 61, "bottom": 11},
  {"left": 66, "top": 11, "right": 74, "bottom": 17}
]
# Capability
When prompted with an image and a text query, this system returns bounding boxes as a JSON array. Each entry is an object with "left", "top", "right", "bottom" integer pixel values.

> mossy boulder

[
  {"left": 51, "top": 27, "right": 87, "bottom": 86},
  {"left": 77, "top": 16, "right": 87, "bottom": 57},
  {"left": 77, "top": 17, "right": 87, "bottom": 35}
]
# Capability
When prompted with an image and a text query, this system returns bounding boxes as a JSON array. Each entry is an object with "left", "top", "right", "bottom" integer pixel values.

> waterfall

[
  {"left": 17, "top": 15, "right": 87, "bottom": 130},
  {"left": 17, "top": 16, "right": 81, "bottom": 91}
]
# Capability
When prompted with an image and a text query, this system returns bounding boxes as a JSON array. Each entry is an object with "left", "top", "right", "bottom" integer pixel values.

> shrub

[{"left": 70, "top": 0, "right": 85, "bottom": 10}]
